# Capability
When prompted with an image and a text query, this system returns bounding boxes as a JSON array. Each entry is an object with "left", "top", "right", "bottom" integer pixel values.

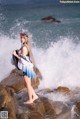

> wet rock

[
  {"left": 29, "top": 112, "right": 43, "bottom": 119},
  {"left": 41, "top": 16, "right": 61, "bottom": 23},
  {"left": 0, "top": 69, "right": 24, "bottom": 92},
  {"left": 0, "top": 84, "right": 17, "bottom": 119},
  {"left": 0, "top": 68, "right": 40, "bottom": 92},
  {"left": 54, "top": 109, "right": 71, "bottom": 119},
  {"left": 17, "top": 113, "right": 29, "bottom": 119},
  {"left": 73, "top": 116, "right": 79, "bottom": 119},
  {"left": 74, "top": 101, "right": 80, "bottom": 118},
  {"left": 54, "top": 86, "right": 71, "bottom": 94},
  {"left": 0, "top": 83, "right": 72, "bottom": 119},
  {"left": 17, "top": 111, "right": 43, "bottom": 119},
  {"left": 41, "top": 97, "right": 71, "bottom": 119},
  {"left": 75, "top": 101, "right": 80, "bottom": 114},
  {"left": 17, "top": 97, "right": 45, "bottom": 119},
  {"left": 34, "top": 67, "right": 42, "bottom": 80},
  {"left": 41, "top": 97, "right": 56, "bottom": 116}
]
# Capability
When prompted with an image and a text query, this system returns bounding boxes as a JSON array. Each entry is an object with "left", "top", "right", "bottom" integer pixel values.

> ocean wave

[
  {"left": 33, "top": 37, "right": 80, "bottom": 89},
  {"left": 0, "top": 34, "right": 80, "bottom": 90}
]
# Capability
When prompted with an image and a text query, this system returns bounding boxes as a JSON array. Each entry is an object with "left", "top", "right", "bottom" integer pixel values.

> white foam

[
  {"left": 45, "top": 92, "right": 70, "bottom": 102},
  {"left": 0, "top": 35, "right": 20, "bottom": 80},
  {"left": 33, "top": 38, "right": 80, "bottom": 89},
  {"left": 36, "top": 89, "right": 70, "bottom": 102}
]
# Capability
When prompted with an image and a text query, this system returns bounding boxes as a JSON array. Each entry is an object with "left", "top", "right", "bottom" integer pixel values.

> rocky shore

[{"left": 0, "top": 69, "right": 80, "bottom": 119}]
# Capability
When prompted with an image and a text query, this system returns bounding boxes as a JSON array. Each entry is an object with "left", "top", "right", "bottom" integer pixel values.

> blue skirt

[
  {"left": 18, "top": 55, "right": 36, "bottom": 79},
  {"left": 22, "top": 64, "right": 36, "bottom": 78}
]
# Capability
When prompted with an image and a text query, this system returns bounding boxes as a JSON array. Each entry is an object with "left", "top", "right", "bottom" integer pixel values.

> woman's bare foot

[
  {"left": 33, "top": 95, "right": 39, "bottom": 102},
  {"left": 23, "top": 100, "right": 33, "bottom": 104}
]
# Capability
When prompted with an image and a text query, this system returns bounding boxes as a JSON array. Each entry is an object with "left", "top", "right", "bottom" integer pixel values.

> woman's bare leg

[
  {"left": 31, "top": 87, "right": 39, "bottom": 101},
  {"left": 24, "top": 76, "right": 38, "bottom": 103},
  {"left": 23, "top": 75, "right": 33, "bottom": 104}
]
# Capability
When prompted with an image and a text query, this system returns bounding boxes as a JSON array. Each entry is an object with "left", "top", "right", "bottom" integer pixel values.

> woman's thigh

[{"left": 24, "top": 75, "right": 31, "bottom": 86}]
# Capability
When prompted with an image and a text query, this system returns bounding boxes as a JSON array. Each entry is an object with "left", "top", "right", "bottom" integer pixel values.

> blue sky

[{"left": 0, "top": 0, "right": 59, "bottom": 4}]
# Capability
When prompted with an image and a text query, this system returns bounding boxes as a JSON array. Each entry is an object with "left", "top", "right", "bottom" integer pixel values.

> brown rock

[
  {"left": 41, "top": 16, "right": 56, "bottom": 21},
  {"left": 41, "top": 97, "right": 71, "bottom": 118},
  {"left": 73, "top": 115, "right": 79, "bottom": 119},
  {"left": 0, "top": 84, "right": 17, "bottom": 119},
  {"left": 54, "top": 86, "right": 70, "bottom": 94},
  {"left": 0, "top": 69, "right": 24, "bottom": 92},
  {"left": 41, "top": 97, "right": 56, "bottom": 116},
  {"left": 19, "top": 100, "right": 45, "bottom": 119},
  {"left": 34, "top": 67, "right": 42, "bottom": 80},
  {"left": 17, "top": 113, "right": 29, "bottom": 119},
  {"left": 14, "top": 89, "right": 45, "bottom": 118},
  {"left": 74, "top": 101, "right": 80, "bottom": 117},
  {"left": 54, "top": 109, "right": 71, "bottom": 119},
  {"left": 41, "top": 16, "right": 61, "bottom": 23},
  {"left": 0, "top": 68, "right": 40, "bottom": 93},
  {"left": 31, "top": 100, "right": 45, "bottom": 117},
  {"left": 29, "top": 112, "right": 43, "bottom": 119}
]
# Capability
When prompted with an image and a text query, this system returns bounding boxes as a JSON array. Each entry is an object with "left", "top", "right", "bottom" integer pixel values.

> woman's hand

[
  {"left": 12, "top": 50, "right": 17, "bottom": 56},
  {"left": 12, "top": 50, "right": 21, "bottom": 60}
]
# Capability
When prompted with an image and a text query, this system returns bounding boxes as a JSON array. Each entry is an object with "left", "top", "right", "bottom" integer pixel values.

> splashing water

[
  {"left": 0, "top": 34, "right": 80, "bottom": 91},
  {"left": 34, "top": 38, "right": 80, "bottom": 89}
]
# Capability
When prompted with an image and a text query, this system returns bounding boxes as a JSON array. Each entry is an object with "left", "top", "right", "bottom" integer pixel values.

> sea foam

[{"left": 0, "top": 35, "right": 80, "bottom": 90}]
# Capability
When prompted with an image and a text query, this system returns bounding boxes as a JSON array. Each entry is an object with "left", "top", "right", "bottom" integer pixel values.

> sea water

[{"left": 0, "top": 3, "right": 80, "bottom": 92}]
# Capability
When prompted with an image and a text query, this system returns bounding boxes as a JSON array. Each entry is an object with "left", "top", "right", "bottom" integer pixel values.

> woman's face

[
  {"left": 20, "top": 36, "right": 28, "bottom": 44},
  {"left": 20, "top": 36, "right": 25, "bottom": 43}
]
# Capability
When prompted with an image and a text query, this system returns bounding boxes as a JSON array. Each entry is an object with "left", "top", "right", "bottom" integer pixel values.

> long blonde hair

[{"left": 20, "top": 33, "right": 36, "bottom": 66}]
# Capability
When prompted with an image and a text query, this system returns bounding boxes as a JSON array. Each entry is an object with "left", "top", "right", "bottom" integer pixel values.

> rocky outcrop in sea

[
  {"left": 0, "top": 69, "right": 80, "bottom": 119},
  {"left": 41, "top": 16, "right": 61, "bottom": 23}
]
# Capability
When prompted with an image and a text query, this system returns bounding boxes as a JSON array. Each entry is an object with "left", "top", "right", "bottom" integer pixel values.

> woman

[{"left": 13, "top": 33, "right": 39, "bottom": 104}]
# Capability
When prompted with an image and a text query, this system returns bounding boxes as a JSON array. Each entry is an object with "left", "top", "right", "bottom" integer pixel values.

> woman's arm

[{"left": 13, "top": 50, "right": 21, "bottom": 60}]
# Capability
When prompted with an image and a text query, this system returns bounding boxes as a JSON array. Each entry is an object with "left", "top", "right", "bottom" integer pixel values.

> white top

[{"left": 18, "top": 55, "right": 33, "bottom": 70}]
